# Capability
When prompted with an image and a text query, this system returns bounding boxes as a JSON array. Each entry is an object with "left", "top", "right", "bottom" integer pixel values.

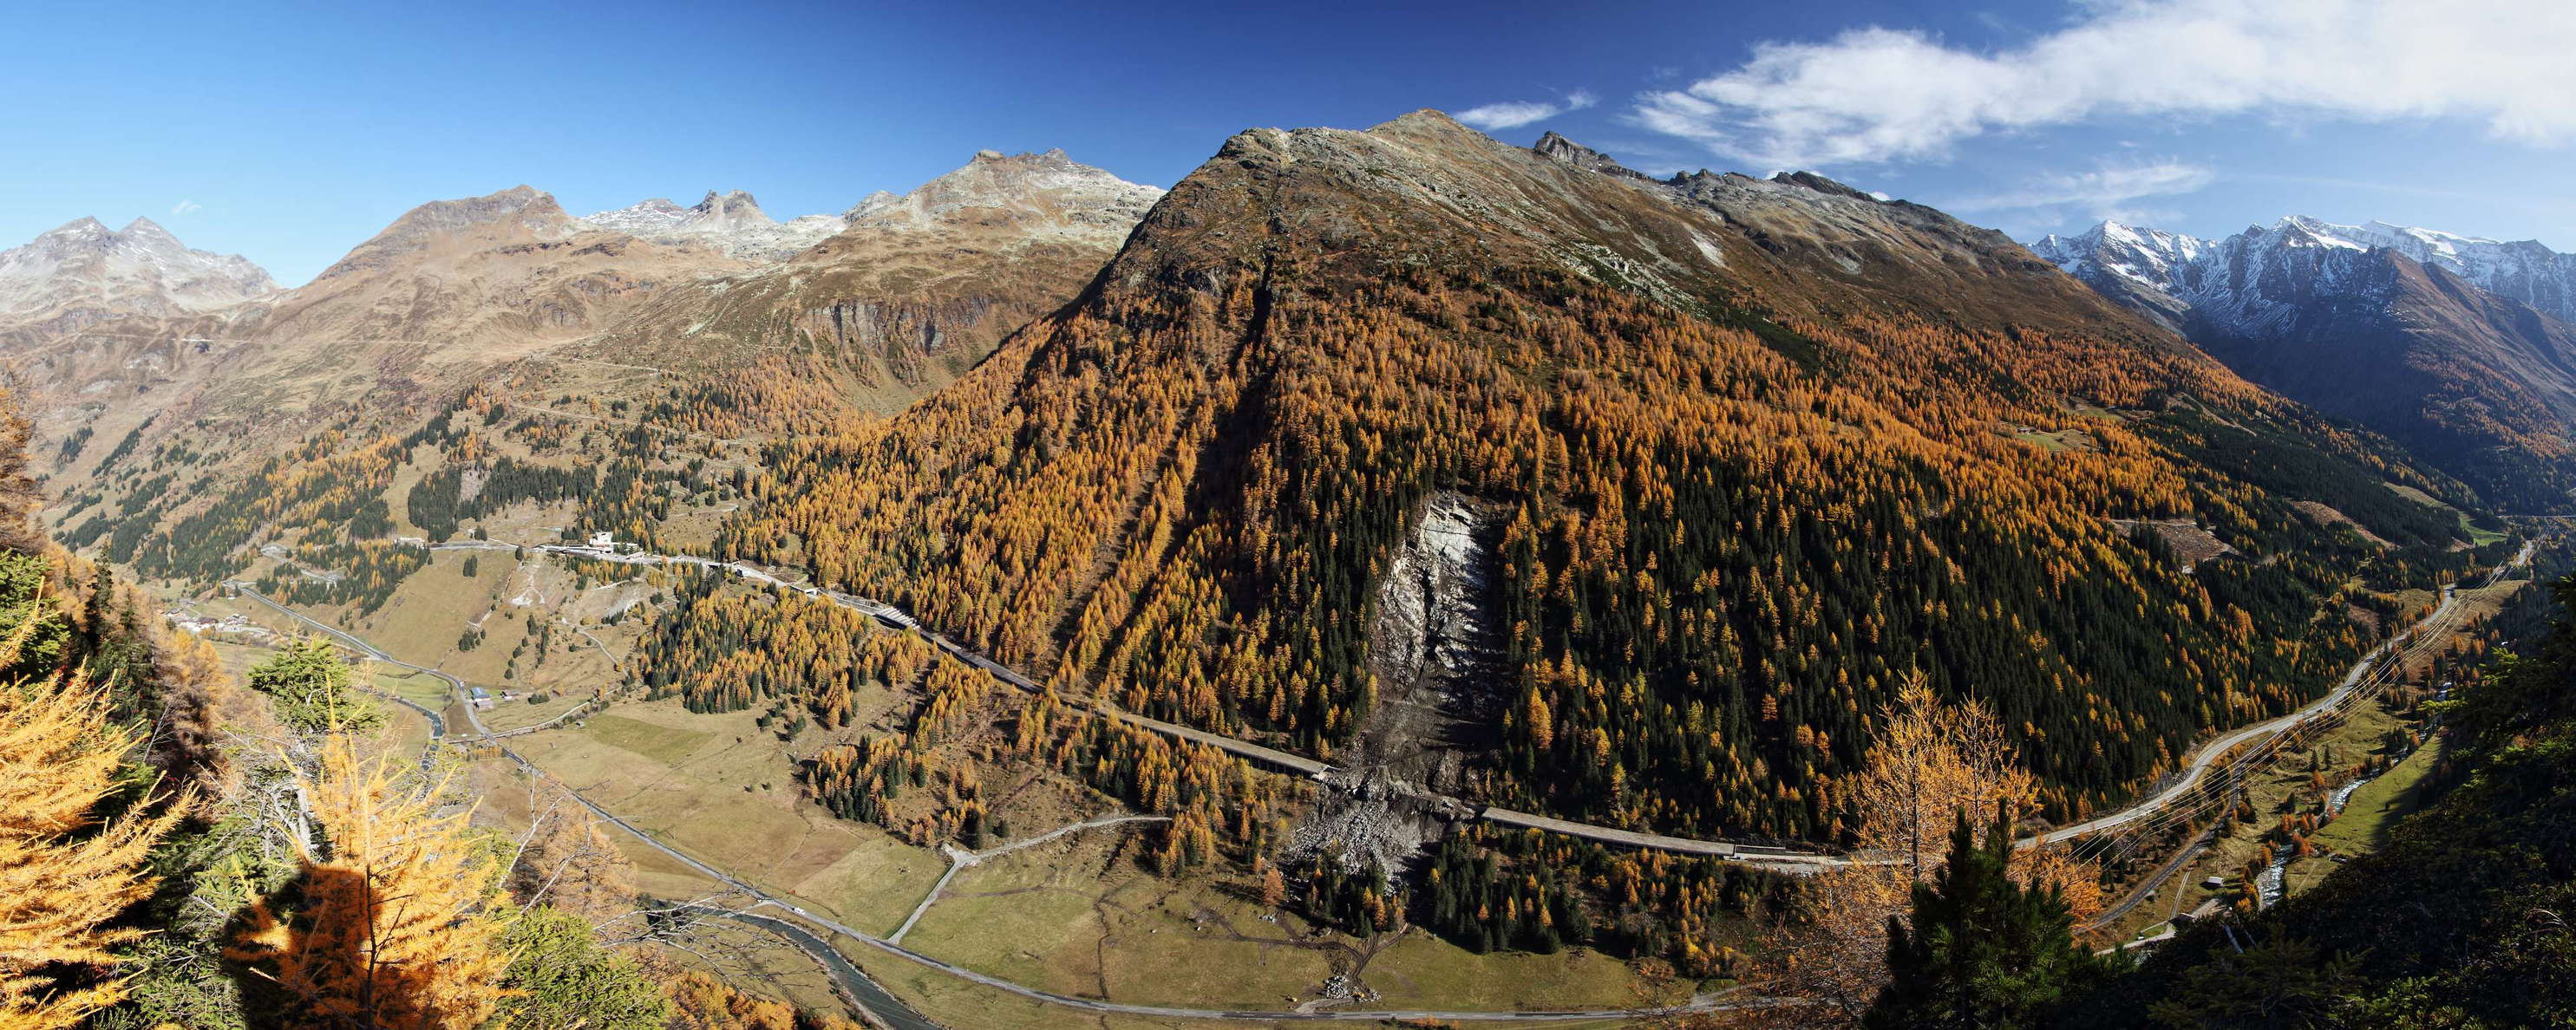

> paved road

[
  {"left": 1481, "top": 807, "right": 1864, "bottom": 870},
  {"left": 889, "top": 814, "right": 1170, "bottom": 944},
  {"left": 570, "top": 540, "right": 2531, "bottom": 865},
  {"left": 2062, "top": 539, "right": 2539, "bottom": 938},
  {"left": 720, "top": 911, "right": 943, "bottom": 1030},
  {"left": 532, "top": 546, "right": 1865, "bottom": 867},
  {"left": 212, "top": 538, "right": 2532, "bottom": 1020},
  {"left": 224, "top": 583, "right": 1752, "bottom": 1022},
  {"left": 517, "top": 538, "right": 2536, "bottom": 866},
  {"left": 2034, "top": 538, "right": 2532, "bottom": 846}
]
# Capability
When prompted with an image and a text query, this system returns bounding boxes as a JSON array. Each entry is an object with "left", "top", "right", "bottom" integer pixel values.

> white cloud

[
  {"left": 1456, "top": 89, "right": 1599, "bottom": 131},
  {"left": 169, "top": 199, "right": 201, "bottom": 217},
  {"left": 1951, "top": 160, "right": 2217, "bottom": 218},
  {"left": 1635, "top": 0, "right": 2576, "bottom": 166}
]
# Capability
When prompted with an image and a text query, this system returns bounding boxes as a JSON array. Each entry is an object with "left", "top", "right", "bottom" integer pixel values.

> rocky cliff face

[{"left": 840, "top": 148, "right": 1164, "bottom": 248}]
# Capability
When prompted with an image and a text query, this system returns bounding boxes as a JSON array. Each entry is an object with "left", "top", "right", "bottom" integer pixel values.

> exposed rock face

[
  {"left": 0, "top": 217, "right": 276, "bottom": 328},
  {"left": 583, "top": 189, "right": 847, "bottom": 260},
  {"left": 1531, "top": 131, "right": 1651, "bottom": 181},
  {"left": 1290, "top": 492, "right": 1501, "bottom": 877},
  {"left": 1361, "top": 491, "right": 1498, "bottom": 792},
  {"left": 315, "top": 185, "right": 585, "bottom": 279}
]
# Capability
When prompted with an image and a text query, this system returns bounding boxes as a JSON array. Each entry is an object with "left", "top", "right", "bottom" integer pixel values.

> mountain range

[
  {"left": 2034, "top": 217, "right": 2576, "bottom": 510},
  {"left": 0, "top": 216, "right": 275, "bottom": 329},
  {"left": 3, "top": 106, "right": 2553, "bottom": 1027},
  {"left": 720, "top": 111, "right": 2485, "bottom": 844},
  {"left": 0, "top": 151, "right": 1160, "bottom": 512}
]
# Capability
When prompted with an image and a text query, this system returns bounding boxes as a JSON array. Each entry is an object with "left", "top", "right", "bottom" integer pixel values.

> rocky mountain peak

[
  {"left": 692, "top": 189, "right": 768, "bottom": 220},
  {"left": 1531, "top": 131, "right": 1651, "bottom": 180},
  {"left": 317, "top": 186, "right": 582, "bottom": 280},
  {"left": 583, "top": 188, "right": 830, "bottom": 261},
  {"left": 119, "top": 216, "right": 177, "bottom": 241},
  {"left": 1769, "top": 171, "right": 1880, "bottom": 202},
  {"left": 838, "top": 148, "right": 1162, "bottom": 249},
  {"left": 42, "top": 217, "right": 112, "bottom": 244},
  {"left": 0, "top": 213, "right": 278, "bottom": 322}
]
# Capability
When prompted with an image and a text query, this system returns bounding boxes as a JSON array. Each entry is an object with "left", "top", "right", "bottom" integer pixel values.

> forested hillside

[
  {"left": 2060, "top": 571, "right": 2576, "bottom": 1027},
  {"left": 716, "top": 111, "right": 2487, "bottom": 844}
]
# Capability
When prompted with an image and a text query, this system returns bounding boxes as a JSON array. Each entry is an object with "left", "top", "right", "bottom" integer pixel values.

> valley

[{"left": 9, "top": 91, "right": 2573, "bottom": 1030}]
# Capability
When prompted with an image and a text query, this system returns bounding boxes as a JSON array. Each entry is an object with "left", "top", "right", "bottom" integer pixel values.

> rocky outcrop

[{"left": 583, "top": 189, "right": 847, "bottom": 260}]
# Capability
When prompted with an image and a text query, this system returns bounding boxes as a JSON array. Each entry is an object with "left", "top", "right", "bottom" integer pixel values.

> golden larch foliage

[
  {"left": 227, "top": 733, "right": 511, "bottom": 1030},
  {"left": 0, "top": 662, "right": 181, "bottom": 1030}
]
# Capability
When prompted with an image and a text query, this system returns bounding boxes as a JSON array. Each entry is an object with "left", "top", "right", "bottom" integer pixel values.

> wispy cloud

[
  {"left": 1456, "top": 89, "right": 1598, "bottom": 131},
  {"left": 1634, "top": 0, "right": 2576, "bottom": 166},
  {"left": 169, "top": 199, "right": 201, "bottom": 217},
  {"left": 1951, "top": 160, "right": 2217, "bottom": 222}
]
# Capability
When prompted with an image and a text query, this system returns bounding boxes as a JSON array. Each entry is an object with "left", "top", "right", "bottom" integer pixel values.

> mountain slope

[
  {"left": 177, "top": 186, "right": 753, "bottom": 419},
  {"left": 2278, "top": 215, "right": 2576, "bottom": 324},
  {"left": 723, "top": 111, "right": 2479, "bottom": 843},
  {"left": 567, "top": 149, "right": 1162, "bottom": 412},
  {"left": 2037, "top": 218, "right": 2576, "bottom": 510}
]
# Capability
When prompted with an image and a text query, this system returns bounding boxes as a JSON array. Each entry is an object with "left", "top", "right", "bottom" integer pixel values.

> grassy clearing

[
  {"left": 2459, "top": 514, "right": 2507, "bottom": 546},
  {"left": 2311, "top": 735, "right": 2447, "bottom": 857},
  {"left": 2010, "top": 427, "right": 2098, "bottom": 453},
  {"left": 834, "top": 934, "right": 1636, "bottom": 1030},
  {"left": 899, "top": 828, "right": 1669, "bottom": 1014},
  {"left": 1361, "top": 934, "right": 1667, "bottom": 1011},
  {"left": 509, "top": 699, "right": 945, "bottom": 933},
  {"left": 579, "top": 713, "right": 713, "bottom": 766},
  {"left": 2388, "top": 483, "right": 2442, "bottom": 506}
]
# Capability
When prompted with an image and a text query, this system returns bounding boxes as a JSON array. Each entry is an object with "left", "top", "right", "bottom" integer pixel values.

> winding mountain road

[
  {"left": 526, "top": 538, "right": 2532, "bottom": 865},
  {"left": 208, "top": 537, "right": 2531, "bottom": 1020},
  {"left": 2037, "top": 538, "right": 2530, "bottom": 847},
  {"left": 220, "top": 582, "right": 1772, "bottom": 1023}
]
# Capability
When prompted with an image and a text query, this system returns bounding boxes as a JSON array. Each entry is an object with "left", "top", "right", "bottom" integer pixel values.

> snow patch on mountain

[{"left": 2036, "top": 215, "right": 2576, "bottom": 332}]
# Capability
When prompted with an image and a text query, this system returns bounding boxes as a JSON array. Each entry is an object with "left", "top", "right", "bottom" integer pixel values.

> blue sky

[{"left": 5, "top": 0, "right": 2571, "bottom": 284}]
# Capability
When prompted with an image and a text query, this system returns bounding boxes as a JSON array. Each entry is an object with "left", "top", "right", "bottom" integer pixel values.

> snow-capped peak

[
  {"left": 2033, "top": 212, "right": 2576, "bottom": 341},
  {"left": 2031, "top": 220, "right": 2208, "bottom": 291}
]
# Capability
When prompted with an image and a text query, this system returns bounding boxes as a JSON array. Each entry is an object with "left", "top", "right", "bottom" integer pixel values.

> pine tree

[
  {"left": 1866, "top": 805, "right": 2104, "bottom": 1030},
  {"left": 227, "top": 733, "right": 510, "bottom": 1029},
  {"left": 487, "top": 907, "right": 670, "bottom": 1030},
  {"left": 245, "top": 638, "right": 382, "bottom": 735}
]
